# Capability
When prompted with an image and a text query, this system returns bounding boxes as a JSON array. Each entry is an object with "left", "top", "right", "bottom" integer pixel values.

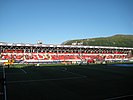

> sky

[{"left": 0, "top": 0, "right": 133, "bottom": 44}]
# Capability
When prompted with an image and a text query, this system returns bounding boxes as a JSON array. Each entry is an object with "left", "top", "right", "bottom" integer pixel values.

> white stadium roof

[{"left": 0, "top": 42, "right": 133, "bottom": 50}]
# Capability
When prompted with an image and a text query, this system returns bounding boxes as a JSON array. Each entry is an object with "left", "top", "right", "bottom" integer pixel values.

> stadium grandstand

[{"left": 0, "top": 42, "right": 133, "bottom": 65}]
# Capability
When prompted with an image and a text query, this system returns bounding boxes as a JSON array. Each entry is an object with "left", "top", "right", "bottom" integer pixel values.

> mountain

[{"left": 62, "top": 34, "right": 133, "bottom": 47}]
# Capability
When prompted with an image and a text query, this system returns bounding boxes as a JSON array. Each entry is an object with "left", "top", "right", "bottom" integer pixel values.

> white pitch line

[
  {"left": 63, "top": 68, "right": 67, "bottom": 71},
  {"left": 3, "top": 66, "right": 7, "bottom": 100},
  {"left": 104, "top": 94, "right": 133, "bottom": 100},
  {"left": 6, "top": 73, "right": 26, "bottom": 75},
  {"left": 7, "top": 76, "right": 87, "bottom": 84},
  {"left": 47, "top": 67, "right": 87, "bottom": 78},
  {"left": 64, "top": 70, "right": 87, "bottom": 77},
  {"left": 61, "top": 67, "right": 87, "bottom": 78},
  {"left": 20, "top": 68, "right": 27, "bottom": 74}
]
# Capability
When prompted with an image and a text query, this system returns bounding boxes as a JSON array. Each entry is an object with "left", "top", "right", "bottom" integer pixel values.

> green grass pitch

[{"left": 1, "top": 64, "right": 133, "bottom": 100}]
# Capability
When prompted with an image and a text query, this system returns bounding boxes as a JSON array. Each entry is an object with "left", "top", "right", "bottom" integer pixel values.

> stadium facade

[{"left": 0, "top": 42, "right": 133, "bottom": 64}]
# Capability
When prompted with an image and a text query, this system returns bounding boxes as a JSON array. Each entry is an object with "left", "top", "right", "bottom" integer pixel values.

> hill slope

[{"left": 62, "top": 34, "right": 133, "bottom": 47}]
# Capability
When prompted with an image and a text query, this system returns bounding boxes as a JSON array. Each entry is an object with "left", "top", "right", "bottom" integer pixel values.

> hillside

[{"left": 62, "top": 34, "right": 133, "bottom": 47}]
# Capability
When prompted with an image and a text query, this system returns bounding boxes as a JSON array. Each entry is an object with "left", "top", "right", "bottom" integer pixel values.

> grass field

[{"left": 1, "top": 64, "right": 133, "bottom": 100}]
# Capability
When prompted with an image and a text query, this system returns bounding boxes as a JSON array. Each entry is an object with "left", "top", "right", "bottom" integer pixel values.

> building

[{"left": 0, "top": 42, "right": 133, "bottom": 64}]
